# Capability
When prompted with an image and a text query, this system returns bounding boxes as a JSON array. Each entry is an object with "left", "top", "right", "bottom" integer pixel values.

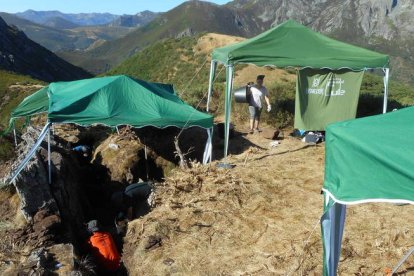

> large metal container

[{"left": 233, "top": 85, "right": 252, "bottom": 103}]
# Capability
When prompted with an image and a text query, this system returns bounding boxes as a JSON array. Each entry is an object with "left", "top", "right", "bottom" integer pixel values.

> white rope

[
  {"left": 176, "top": 65, "right": 225, "bottom": 139},
  {"left": 285, "top": 203, "right": 336, "bottom": 276},
  {"left": 177, "top": 58, "right": 209, "bottom": 98}
]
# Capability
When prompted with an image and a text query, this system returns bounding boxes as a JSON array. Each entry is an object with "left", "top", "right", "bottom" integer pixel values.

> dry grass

[
  {"left": 194, "top": 32, "right": 296, "bottom": 88},
  {"left": 122, "top": 125, "right": 414, "bottom": 275},
  {"left": 194, "top": 33, "right": 245, "bottom": 56}
]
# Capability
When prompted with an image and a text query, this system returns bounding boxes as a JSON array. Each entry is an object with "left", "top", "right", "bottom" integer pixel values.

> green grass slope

[
  {"left": 0, "top": 70, "right": 45, "bottom": 161},
  {"left": 107, "top": 35, "right": 214, "bottom": 106}
]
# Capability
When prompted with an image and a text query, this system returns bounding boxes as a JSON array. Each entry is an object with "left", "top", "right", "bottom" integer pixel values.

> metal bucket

[{"left": 233, "top": 86, "right": 252, "bottom": 103}]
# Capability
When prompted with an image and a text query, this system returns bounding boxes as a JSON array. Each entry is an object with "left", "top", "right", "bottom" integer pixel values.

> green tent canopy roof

[
  {"left": 212, "top": 20, "right": 389, "bottom": 70},
  {"left": 323, "top": 106, "right": 414, "bottom": 204},
  {"left": 11, "top": 75, "right": 213, "bottom": 129}
]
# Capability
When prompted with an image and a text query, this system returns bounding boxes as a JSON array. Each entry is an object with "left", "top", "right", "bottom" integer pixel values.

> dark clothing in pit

[
  {"left": 124, "top": 182, "right": 151, "bottom": 207},
  {"left": 113, "top": 182, "right": 152, "bottom": 218}
]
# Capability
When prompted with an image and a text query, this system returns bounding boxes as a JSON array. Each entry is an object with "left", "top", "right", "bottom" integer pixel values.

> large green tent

[
  {"left": 212, "top": 20, "right": 388, "bottom": 69},
  {"left": 8, "top": 75, "right": 214, "bottom": 184},
  {"left": 207, "top": 19, "right": 390, "bottom": 158},
  {"left": 11, "top": 75, "right": 213, "bottom": 129},
  {"left": 321, "top": 107, "right": 414, "bottom": 275}
]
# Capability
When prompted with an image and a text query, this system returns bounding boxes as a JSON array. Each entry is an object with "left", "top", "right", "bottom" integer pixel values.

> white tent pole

[
  {"left": 224, "top": 65, "right": 234, "bottom": 159},
  {"left": 321, "top": 200, "right": 347, "bottom": 276},
  {"left": 13, "top": 126, "right": 18, "bottom": 148},
  {"left": 202, "top": 127, "right": 213, "bottom": 164},
  {"left": 48, "top": 123, "right": 52, "bottom": 185},
  {"left": 382, "top": 68, "right": 389, "bottom": 114},
  {"left": 209, "top": 127, "right": 214, "bottom": 163},
  {"left": 8, "top": 122, "right": 51, "bottom": 184},
  {"left": 206, "top": 60, "right": 217, "bottom": 112}
]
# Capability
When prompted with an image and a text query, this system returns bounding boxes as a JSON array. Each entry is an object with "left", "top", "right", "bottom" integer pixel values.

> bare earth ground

[{"left": 123, "top": 125, "right": 414, "bottom": 276}]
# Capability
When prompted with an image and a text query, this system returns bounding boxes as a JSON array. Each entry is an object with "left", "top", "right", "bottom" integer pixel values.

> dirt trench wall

[
  {"left": 10, "top": 144, "right": 87, "bottom": 241},
  {"left": 12, "top": 150, "right": 58, "bottom": 221}
]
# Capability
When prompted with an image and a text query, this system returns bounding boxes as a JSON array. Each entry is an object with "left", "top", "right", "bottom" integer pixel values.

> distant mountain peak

[
  {"left": 15, "top": 10, "right": 120, "bottom": 26},
  {"left": 107, "top": 11, "right": 159, "bottom": 28}
]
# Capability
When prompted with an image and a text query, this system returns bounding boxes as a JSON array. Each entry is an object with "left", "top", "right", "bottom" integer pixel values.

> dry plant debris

[{"left": 122, "top": 132, "right": 414, "bottom": 275}]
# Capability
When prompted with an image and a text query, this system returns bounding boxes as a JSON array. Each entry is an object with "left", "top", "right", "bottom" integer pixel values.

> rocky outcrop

[
  {"left": 107, "top": 11, "right": 159, "bottom": 27},
  {"left": 0, "top": 15, "right": 91, "bottom": 82},
  {"left": 229, "top": 0, "right": 414, "bottom": 40}
]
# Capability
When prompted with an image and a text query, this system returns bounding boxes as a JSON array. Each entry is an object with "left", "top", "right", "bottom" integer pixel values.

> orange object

[
  {"left": 88, "top": 231, "right": 121, "bottom": 271},
  {"left": 384, "top": 267, "right": 392, "bottom": 276}
]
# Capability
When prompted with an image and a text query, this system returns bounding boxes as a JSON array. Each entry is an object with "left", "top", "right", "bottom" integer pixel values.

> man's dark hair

[{"left": 257, "top": 75, "right": 265, "bottom": 80}]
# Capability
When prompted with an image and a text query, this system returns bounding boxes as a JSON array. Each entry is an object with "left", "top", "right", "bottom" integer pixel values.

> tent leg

[
  {"left": 223, "top": 65, "right": 234, "bottom": 160},
  {"left": 382, "top": 68, "right": 389, "bottom": 114},
  {"left": 207, "top": 60, "right": 217, "bottom": 112},
  {"left": 48, "top": 125, "right": 52, "bottom": 185},
  {"left": 203, "top": 127, "right": 213, "bottom": 164},
  {"left": 209, "top": 127, "right": 214, "bottom": 163},
  {"left": 13, "top": 126, "right": 18, "bottom": 148},
  {"left": 321, "top": 196, "right": 347, "bottom": 276},
  {"left": 144, "top": 144, "right": 149, "bottom": 180}
]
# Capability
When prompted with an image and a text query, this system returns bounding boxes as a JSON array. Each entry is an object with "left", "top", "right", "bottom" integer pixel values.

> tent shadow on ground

[
  {"left": 134, "top": 126, "right": 209, "bottom": 164},
  {"left": 212, "top": 129, "right": 267, "bottom": 160},
  {"left": 357, "top": 94, "right": 405, "bottom": 118},
  {"left": 251, "top": 144, "right": 319, "bottom": 162},
  {"left": 135, "top": 126, "right": 264, "bottom": 163}
]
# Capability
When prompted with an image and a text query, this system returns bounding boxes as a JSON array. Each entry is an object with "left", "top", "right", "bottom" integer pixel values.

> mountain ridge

[
  {"left": 0, "top": 16, "right": 91, "bottom": 82},
  {"left": 0, "top": 12, "right": 134, "bottom": 52},
  {"left": 15, "top": 9, "right": 119, "bottom": 26},
  {"left": 7, "top": 0, "right": 414, "bottom": 83},
  {"left": 78, "top": 0, "right": 414, "bottom": 82}
]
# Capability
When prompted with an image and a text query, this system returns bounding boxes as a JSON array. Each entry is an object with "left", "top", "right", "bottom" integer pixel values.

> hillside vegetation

[
  {"left": 0, "top": 70, "right": 44, "bottom": 161},
  {"left": 0, "top": 16, "right": 91, "bottom": 82},
  {"left": 109, "top": 33, "right": 414, "bottom": 128}
]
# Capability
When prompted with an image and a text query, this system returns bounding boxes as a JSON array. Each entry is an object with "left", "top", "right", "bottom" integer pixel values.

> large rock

[{"left": 92, "top": 128, "right": 176, "bottom": 183}]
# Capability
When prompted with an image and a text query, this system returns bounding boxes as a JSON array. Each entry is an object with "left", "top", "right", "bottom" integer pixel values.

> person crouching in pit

[
  {"left": 248, "top": 75, "right": 271, "bottom": 134},
  {"left": 86, "top": 220, "right": 121, "bottom": 274},
  {"left": 111, "top": 182, "right": 152, "bottom": 222}
]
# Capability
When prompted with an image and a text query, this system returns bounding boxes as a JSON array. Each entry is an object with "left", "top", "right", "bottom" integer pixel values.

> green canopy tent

[
  {"left": 207, "top": 19, "right": 389, "bottom": 159},
  {"left": 8, "top": 75, "right": 214, "bottom": 184},
  {"left": 321, "top": 106, "right": 414, "bottom": 275}
]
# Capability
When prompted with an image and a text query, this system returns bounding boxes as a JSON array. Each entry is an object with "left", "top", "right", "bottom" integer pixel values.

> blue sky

[{"left": 0, "top": 0, "right": 231, "bottom": 14}]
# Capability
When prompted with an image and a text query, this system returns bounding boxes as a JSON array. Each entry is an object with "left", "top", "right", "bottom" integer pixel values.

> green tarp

[
  {"left": 212, "top": 20, "right": 389, "bottom": 69},
  {"left": 11, "top": 86, "right": 49, "bottom": 119},
  {"left": 323, "top": 106, "right": 414, "bottom": 204},
  {"left": 322, "top": 106, "right": 414, "bottom": 276},
  {"left": 11, "top": 75, "right": 213, "bottom": 129},
  {"left": 294, "top": 68, "right": 364, "bottom": 130}
]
